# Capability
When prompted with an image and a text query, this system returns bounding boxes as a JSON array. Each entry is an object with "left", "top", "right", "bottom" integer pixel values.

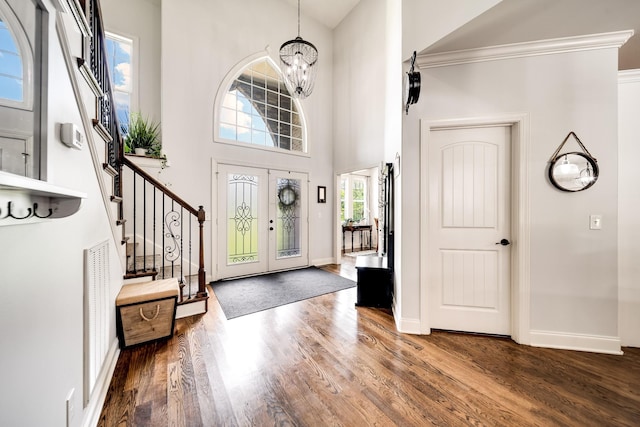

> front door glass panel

[
  {"left": 226, "top": 173, "right": 259, "bottom": 265},
  {"left": 276, "top": 177, "right": 301, "bottom": 259}
]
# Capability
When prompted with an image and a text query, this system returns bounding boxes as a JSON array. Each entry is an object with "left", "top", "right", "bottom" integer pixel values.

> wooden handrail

[{"left": 121, "top": 156, "right": 199, "bottom": 217}]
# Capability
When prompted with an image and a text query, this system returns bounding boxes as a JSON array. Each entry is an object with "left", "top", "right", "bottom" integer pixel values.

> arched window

[
  {"left": 0, "top": 0, "right": 33, "bottom": 109},
  {"left": 0, "top": 0, "right": 39, "bottom": 179},
  {"left": 216, "top": 56, "right": 307, "bottom": 154}
]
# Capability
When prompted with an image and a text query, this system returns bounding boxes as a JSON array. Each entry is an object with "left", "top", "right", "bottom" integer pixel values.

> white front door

[
  {"left": 427, "top": 126, "right": 511, "bottom": 335},
  {"left": 217, "top": 164, "right": 308, "bottom": 279}
]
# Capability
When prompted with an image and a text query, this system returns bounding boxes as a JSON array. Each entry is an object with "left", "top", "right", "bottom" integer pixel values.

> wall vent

[{"left": 83, "top": 239, "right": 110, "bottom": 405}]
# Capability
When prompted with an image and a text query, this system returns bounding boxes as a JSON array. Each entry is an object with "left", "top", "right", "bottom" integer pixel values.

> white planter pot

[{"left": 134, "top": 148, "right": 147, "bottom": 156}]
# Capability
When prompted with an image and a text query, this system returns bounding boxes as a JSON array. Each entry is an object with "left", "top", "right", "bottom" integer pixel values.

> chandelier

[{"left": 279, "top": 0, "right": 318, "bottom": 99}]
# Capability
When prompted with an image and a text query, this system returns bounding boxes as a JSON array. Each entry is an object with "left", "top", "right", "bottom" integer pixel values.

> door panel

[
  {"left": 269, "top": 170, "right": 308, "bottom": 271},
  {"left": 217, "top": 165, "right": 308, "bottom": 279},
  {"left": 218, "top": 165, "right": 268, "bottom": 278},
  {"left": 428, "top": 126, "right": 511, "bottom": 335}
]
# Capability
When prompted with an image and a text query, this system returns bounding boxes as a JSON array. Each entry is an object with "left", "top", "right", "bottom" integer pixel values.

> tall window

[
  {"left": 340, "top": 176, "right": 368, "bottom": 223},
  {"left": 0, "top": 0, "right": 41, "bottom": 179},
  {"left": 105, "top": 32, "right": 133, "bottom": 134},
  {"left": 218, "top": 57, "right": 306, "bottom": 153},
  {"left": 0, "top": 17, "right": 24, "bottom": 104}
]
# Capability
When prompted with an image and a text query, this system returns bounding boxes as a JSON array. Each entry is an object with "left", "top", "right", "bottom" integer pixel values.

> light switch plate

[{"left": 590, "top": 214, "right": 602, "bottom": 230}]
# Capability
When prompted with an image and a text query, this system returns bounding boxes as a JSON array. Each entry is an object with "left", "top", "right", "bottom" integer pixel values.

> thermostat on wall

[{"left": 60, "top": 123, "right": 83, "bottom": 149}]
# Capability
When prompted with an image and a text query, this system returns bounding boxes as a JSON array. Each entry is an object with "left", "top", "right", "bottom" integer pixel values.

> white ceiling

[
  {"left": 279, "top": 0, "right": 361, "bottom": 29},
  {"left": 420, "top": 0, "right": 640, "bottom": 70}
]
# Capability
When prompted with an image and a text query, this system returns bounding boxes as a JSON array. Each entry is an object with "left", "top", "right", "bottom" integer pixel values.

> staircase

[{"left": 70, "top": 0, "right": 208, "bottom": 316}]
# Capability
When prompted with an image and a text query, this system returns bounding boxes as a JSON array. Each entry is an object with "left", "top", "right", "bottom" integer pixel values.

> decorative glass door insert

[
  {"left": 226, "top": 173, "right": 259, "bottom": 264},
  {"left": 275, "top": 177, "right": 301, "bottom": 259}
]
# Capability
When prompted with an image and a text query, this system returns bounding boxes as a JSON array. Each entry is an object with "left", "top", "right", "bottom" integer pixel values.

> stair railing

[
  {"left": 80, "top": 0, "right": 207, "bottom": 303},
  {"left": 121, "top": 158, "right": 208, "bottom": 302}
]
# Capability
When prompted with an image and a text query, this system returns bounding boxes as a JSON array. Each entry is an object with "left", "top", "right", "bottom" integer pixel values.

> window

[
  {"left": 0, "top": 0, "right": 42, "bottom": 179},
  {"left": 105, "top": 32, "right": 133, "bottom": 134},
  {"left": 217, "top": 57, "right": 306, "bottom": 153},
  {"left": 0, "top": 17, "right": 25, "bottom": 104},
  {"left": 340, "top": 176, "right": 368, "bottom": 223}
]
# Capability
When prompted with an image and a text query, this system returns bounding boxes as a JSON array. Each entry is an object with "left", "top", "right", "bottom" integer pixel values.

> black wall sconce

[{"left": 317, "top": 186, "right": 326, "bottom": 203}]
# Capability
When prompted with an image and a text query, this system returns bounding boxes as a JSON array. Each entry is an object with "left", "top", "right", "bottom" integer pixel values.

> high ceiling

[
  {"left": 291, "top": 0, "right": 640, "bottom": 70},
  {"left": 279, "top": 0, "right": 361, "bottom": 29},
  {"left": 419, "top": 0, "right": 640, "bottom": 70}
]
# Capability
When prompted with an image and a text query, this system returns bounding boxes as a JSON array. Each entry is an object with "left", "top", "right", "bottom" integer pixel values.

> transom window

[{"left": 218, "top": 58, "right": 306, "bottom": 153}]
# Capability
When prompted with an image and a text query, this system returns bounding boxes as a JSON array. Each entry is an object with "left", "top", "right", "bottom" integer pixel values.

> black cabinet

[{"left": 355, "top": 255, "right": 393, "bottom": 308}]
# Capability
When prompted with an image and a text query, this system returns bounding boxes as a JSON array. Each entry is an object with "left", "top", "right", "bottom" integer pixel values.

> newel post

[{"left": 197, "top": 205, "right": 207, "bottom": 297}]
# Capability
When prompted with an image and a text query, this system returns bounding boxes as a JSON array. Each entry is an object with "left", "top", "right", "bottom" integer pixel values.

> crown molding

[
  {"left": 619, "top": 69, "right": 640, "bottom": 84},
  {"left": 416, "top": 30, "right": 634, "bottom": 69}
]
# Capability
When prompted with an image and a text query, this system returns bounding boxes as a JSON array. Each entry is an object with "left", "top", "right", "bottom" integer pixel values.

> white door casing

[{"left": 427, "top": 125, "right": 512, "bottom": 335}]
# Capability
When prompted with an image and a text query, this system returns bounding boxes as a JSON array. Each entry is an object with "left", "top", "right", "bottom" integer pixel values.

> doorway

[{"left": 217, "top": 164, "right": 309, "bottom": 279}]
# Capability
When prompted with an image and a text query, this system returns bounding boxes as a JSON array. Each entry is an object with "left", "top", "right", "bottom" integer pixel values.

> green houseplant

[{"left": 124, "top": 112, "right": 161, "bottom": 156}]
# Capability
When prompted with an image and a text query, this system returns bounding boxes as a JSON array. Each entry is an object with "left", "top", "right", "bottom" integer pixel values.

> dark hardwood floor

[{"left": 99, "top": 258, "right": 640, "bottom": 426}]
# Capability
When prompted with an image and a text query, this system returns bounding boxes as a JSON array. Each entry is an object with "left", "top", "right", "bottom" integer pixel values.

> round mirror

[{"left": 548, "top": 151, "right": 599, "bottom": 192}]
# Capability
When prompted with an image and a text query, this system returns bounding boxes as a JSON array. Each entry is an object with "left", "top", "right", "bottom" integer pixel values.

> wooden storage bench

[{"left": 116, "top": 278, "right": 180, "bottom": 349}]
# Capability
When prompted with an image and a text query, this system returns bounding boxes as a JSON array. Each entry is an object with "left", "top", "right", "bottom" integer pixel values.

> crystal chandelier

[{"left": 279, "top": 0, "right": 318, "bottom": 99}]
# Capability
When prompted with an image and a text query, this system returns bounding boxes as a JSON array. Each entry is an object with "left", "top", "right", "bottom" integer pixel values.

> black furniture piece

[
  {"left": 354, "top": 161, "right": 395, "bottom": 309},
  {"left": 355, "top": 255, "right": 393, "bottom": 308}
]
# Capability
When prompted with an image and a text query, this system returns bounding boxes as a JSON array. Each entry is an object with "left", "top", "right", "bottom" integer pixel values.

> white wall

[
  {"left": 101, "top": 0, "right": 161, "bottom": 123},
  {"left": 618, "top": 70, "right": 640, "bottom": 347},
  {"left": 0, "top": 5, "right": 123, "bottom": 426},
  {"left": 160, "top": 0, "right": 334, "bottom": 274},
  {"left": 333, "top": 0, "right": 388, "bottom": 175},
  {"left": 402, "top": 45, "right": 620, "bottom": 350}
]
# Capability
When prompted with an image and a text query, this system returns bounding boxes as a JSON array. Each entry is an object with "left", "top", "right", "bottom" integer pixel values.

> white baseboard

[
  {"left": 176, "top": 300, "right": 207, "bottom": 319},
  {"left": 82, "top": 338, "right": 120, "bottom": 427},
  {"left": 529, "top": 330, "right": 623, "bottom": 355},
  {"left": 392, "top": 307, "right": 423, "bottom": 334},
  {"left": 312, "top": 257, "right": 335, "bottom": 266}
]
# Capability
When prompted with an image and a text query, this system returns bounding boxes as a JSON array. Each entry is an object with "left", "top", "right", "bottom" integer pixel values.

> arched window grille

[{"left": 217, "top": 57, "right": 307, "bottom": 154}]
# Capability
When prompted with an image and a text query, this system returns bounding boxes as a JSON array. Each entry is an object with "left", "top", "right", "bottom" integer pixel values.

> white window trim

[
  {"left": 213, "top": 51, "right": 310, "bottom": 158},
  {"left": 0, "top": 0, "right": 34, "bottom": 110}
]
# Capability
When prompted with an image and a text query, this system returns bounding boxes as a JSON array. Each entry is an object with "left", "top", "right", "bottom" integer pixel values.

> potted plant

[{"left": 124, "top": 112, "right": 161, "bottom": 156}]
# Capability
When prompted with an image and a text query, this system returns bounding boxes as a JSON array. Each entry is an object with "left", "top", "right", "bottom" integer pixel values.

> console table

[{"left": 342, "top": 224, "right": 372, "bottom": 253}]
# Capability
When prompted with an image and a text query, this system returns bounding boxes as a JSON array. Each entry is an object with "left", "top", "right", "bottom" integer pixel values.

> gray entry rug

[{"left": 211, "top": 267, "right": 355, "bottom": 319}]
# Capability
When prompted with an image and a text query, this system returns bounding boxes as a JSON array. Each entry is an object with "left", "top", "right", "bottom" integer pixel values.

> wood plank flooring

[{"left": 99, "top": 259, "right": 640, "bottom": 426}]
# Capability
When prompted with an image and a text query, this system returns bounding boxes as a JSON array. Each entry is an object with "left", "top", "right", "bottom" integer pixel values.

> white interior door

[
  {"left": 217, "top": 165, "right": 308, "bottom": 279},
  {"left": 428, "top": 126, "right": 511, "bottom": 335}
]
